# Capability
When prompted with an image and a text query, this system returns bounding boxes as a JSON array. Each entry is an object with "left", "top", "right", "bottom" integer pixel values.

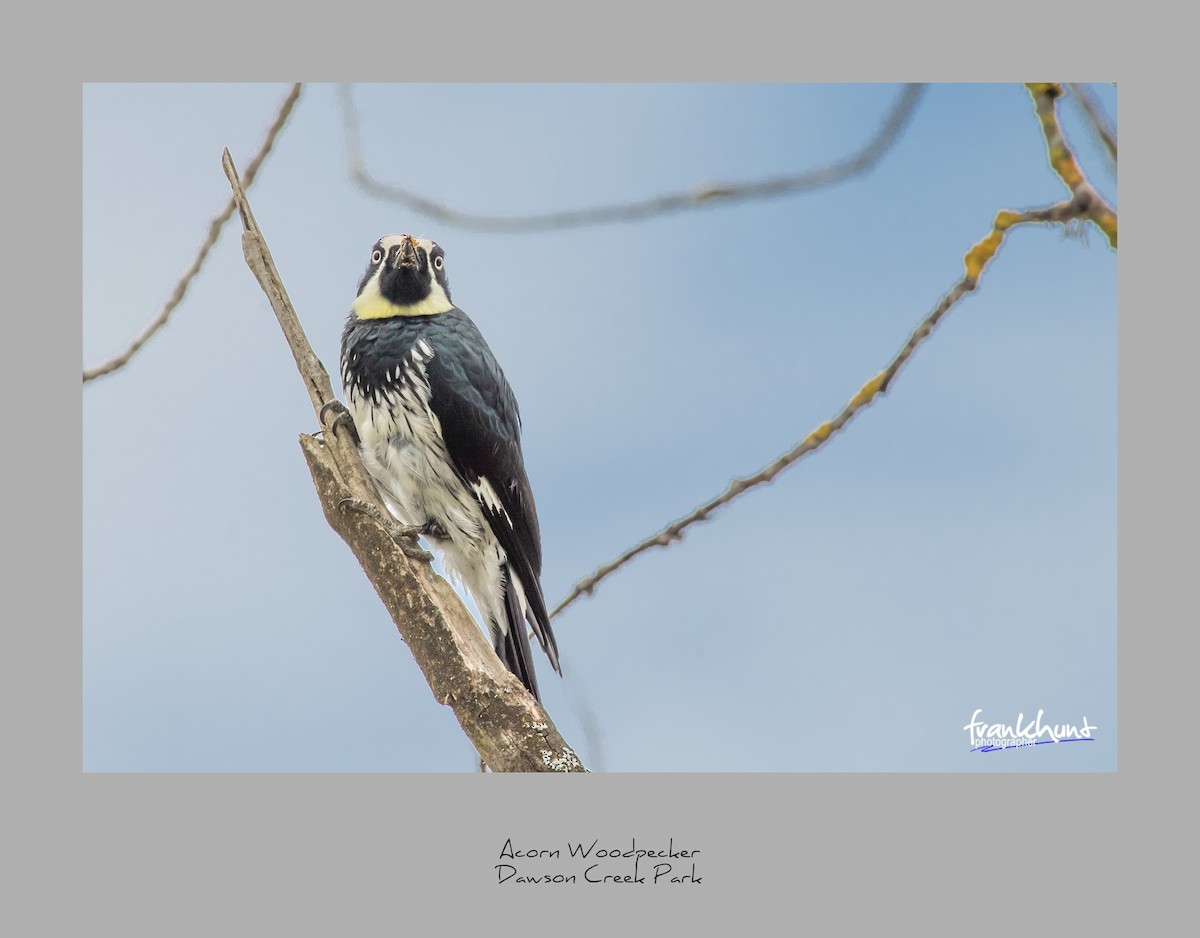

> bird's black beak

[{"left": 392, "top": 234, "right": 420, "bottom": 269}]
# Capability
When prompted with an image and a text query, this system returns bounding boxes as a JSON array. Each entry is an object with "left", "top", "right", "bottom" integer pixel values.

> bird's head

[{"left": 352, "top": 233, "right": 454, "bottom": 319}]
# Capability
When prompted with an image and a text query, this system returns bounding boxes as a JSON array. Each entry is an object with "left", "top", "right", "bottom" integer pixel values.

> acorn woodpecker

[{"left": 338, "top": 234, "right": 560, "bottom": 701}]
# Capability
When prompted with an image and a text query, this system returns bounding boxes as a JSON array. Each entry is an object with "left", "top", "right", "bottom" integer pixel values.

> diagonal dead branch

[
  {"left": 342, "top": 83, "right": 926, "bottom": 233},
  {"left": 221, "top": 149, "right": 584, "bottom": 773},
  {"left": 550, "top": 193, "right": 1107, "bottom": 621},
  {"left": 84, "top": 84, "right": 303, "bottom": 384}
]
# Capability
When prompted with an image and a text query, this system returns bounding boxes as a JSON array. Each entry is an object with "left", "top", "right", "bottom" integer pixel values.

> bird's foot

[
  {"left": 318, "top": 400, "right": 360, "bottom": 446},
  {"left": 338, "top": 498, "right": 434, "bottom": 562}
]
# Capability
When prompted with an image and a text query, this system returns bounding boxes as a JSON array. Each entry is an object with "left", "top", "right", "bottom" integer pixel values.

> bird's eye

[
  {"left": 433, "top": 254, "right": 444, "bottom": 270},
  {"left": 371, "top": 249, "right": 384, "bottom": 264}
]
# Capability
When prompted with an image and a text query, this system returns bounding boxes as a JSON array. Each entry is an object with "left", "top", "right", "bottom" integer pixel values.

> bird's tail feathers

[
  {"left": 523, "top": 578, "right": 561, "bottom": 678},
  {"left": 499, "top": 565, "right": 541, "bottom": 701}
]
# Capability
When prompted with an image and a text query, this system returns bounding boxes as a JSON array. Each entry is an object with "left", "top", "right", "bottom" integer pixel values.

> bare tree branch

[
  {"left": 550, "top": 192, "right": 1109, "bottom": 620},
  {"left": 1067, "top": 82, "right": 1118, "bottom": 167},
  {"left": 83, "top": 84, "right": 303, "bottom": 384},
  {"left": 548, "top": 81, "right": 1119, "bottom": 621},
  {"left": 220, "top": 149, "right": 585, "bottom": 773},
  {"left": 341, "top": 83, "right": 927, "bottom": 233},
  {"left": 1026, "top": 82, "right": 1117, "bottom": 248}
]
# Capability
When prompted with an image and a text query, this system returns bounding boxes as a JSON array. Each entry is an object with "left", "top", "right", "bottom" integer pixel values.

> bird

[{"left": 336, "top": 233, "right": 560, "bottom": 701}]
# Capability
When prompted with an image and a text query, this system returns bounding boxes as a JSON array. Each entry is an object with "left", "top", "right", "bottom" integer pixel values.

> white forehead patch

[{"left": 376, "top": 233, "right": 439, "bottom": 254}]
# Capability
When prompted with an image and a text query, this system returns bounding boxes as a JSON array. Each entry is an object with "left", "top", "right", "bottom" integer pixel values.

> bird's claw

[
  {"left": 319, "top": 400, "right": 360, "bottom": 445},
  {"left": 397, "top": 540, "right": 435, "bottom": 562},
  {"left": 338, "top": 498, "right": 434, "bottom": 562}
]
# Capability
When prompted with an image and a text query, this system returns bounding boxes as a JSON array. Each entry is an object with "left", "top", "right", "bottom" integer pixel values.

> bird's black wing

[{"left": 424, "top": 311, "right": 561, "bottom": 675}]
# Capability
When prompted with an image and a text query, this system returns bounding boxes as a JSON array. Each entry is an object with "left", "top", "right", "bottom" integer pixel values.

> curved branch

[
  {"left": 550, "top": 193, "right": 1108, "bottom": 620},
  {"left": 221, "top": 149, "right": 585, "bottom": 773},
  {"left": 1067, "top": 82, "right": 1117, "bottom": 166},
  {"left": 342, "top": 83, "right": 926, "bottom": 233},
  {"left": 84, "top": 83, "right": 303, "bottom": 384}
]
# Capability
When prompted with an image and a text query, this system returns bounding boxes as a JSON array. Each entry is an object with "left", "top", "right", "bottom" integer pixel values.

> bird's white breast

[{"left": 344, "top": 343, "right": 516, "bottom": 634}]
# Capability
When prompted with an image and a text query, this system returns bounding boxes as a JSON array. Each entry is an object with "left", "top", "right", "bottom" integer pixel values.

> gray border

[{"left": 39, "top": 4, "right": 1166, "bottom": 932}]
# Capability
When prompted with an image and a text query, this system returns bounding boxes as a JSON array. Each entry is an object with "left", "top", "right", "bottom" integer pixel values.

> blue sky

[{"left": 83, "top": 83, "right": 1117, "bottom": 771}]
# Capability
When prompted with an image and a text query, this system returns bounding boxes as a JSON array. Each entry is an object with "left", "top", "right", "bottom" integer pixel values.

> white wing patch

[{"left": 472, "top": 476, "right": 515, "bottom": 529}]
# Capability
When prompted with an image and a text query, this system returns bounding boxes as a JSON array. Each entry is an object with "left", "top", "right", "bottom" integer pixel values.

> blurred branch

[
  {"left": 550, "top": 191, "right": 1110, "bottom": 620},
  {"left": 1026, "top": 82, "right": 1117, "bottom": 248},
  {"left": 341, "top": 83, "right": 926, "bottom": 233},
  {"left": 83, "top": 84, "right": 303, "bottom": 384},
  {"left": 1067, "top": 82, "right": 1117, "bottom": 167},
  {"left": 221, "top": 149, "right": 584, "bottom": 773}
]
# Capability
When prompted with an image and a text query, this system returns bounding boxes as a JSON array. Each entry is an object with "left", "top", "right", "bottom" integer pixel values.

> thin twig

[
  {"left": 1067, "top": 82, "right": 1118, "bottom": 167},
  {"left": 342, "top": 83, "right": 926, "bottom": 233},
  {"left": 83, "top": 83, "right": 303, "bottom": 383},
  {"left": 549, "top": 194, "right": 1104, "bottom": 620},
  {"left": 1026, "top": 83, "right": 1117, "bottom": 248}
]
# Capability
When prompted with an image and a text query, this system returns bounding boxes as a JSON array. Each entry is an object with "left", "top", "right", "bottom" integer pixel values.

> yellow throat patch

[{"left": 352, "top": 290, "right": 455, "bottom": 320}]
